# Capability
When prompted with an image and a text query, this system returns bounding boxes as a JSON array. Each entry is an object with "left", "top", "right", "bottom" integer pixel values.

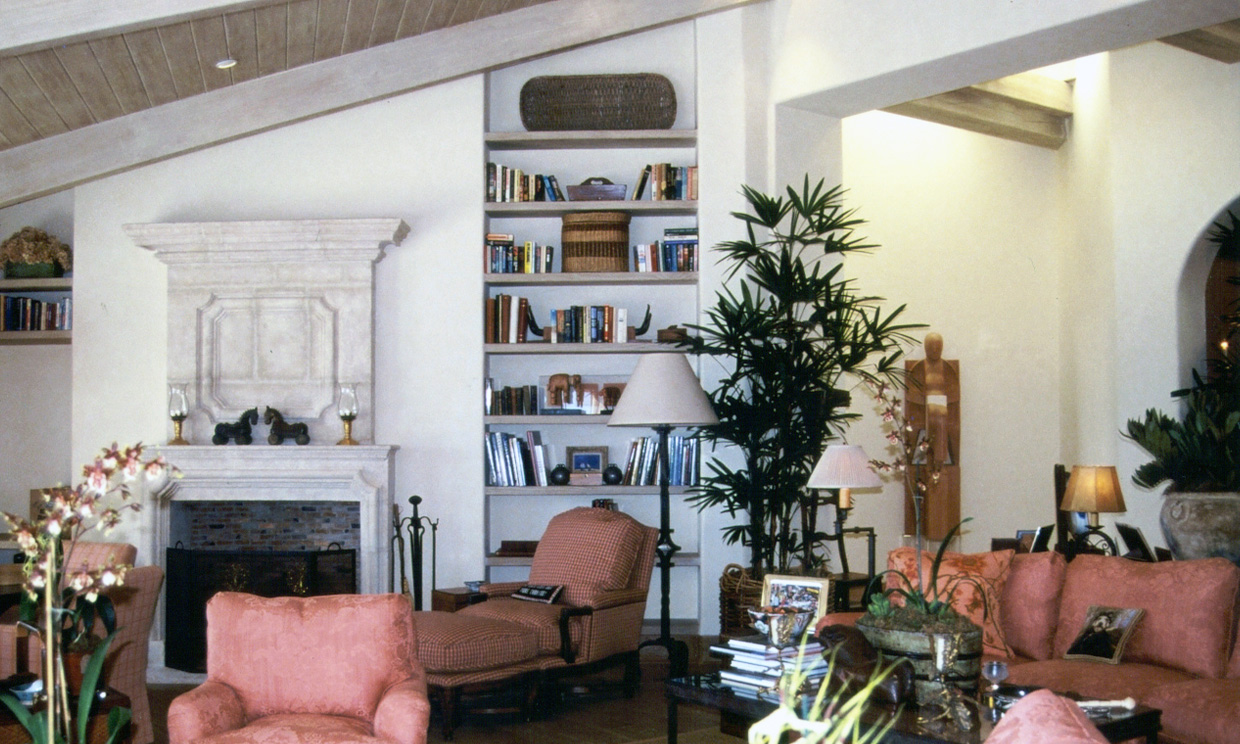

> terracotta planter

[
  {"left": 856, "top": 618, "right": 982, "bottom": 705},
  {"left": 1161, "top": 492, "right": 1240, "bottom": 566}
]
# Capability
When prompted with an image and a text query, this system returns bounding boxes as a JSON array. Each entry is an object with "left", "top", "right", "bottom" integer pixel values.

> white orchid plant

[{"left": 0, "top": 443, "right": 174, "bottom": 744}]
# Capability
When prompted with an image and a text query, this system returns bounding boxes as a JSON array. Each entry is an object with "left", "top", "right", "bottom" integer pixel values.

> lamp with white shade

[
  {"left": 806, "top": 444, "right": 881, "bottom": 609},
  {"left": 608, "top": 353, "right": 717, "bottom": 677}
]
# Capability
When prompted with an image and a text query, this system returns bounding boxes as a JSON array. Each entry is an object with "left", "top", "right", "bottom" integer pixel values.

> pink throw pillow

[
  {"left": 987, "top": 689, "right": 1108, "bottom": 744},
  {"left": 1000, "top": 551, "right": 1067, "bottom": 660},
  {"left": 885, "top": 547, "right": 1014, "bottom": 657}
]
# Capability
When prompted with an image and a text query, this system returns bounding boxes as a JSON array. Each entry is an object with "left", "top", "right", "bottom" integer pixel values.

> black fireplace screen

[{"left": 166, "top": 546, "right": 357, "bottom": 672}]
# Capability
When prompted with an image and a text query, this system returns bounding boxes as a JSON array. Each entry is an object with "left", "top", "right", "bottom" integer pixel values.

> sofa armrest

[
  {"left": 166, "top": 680, "right": 246, "bottom": 744},
  {"left": 571, "top": 586, "right": 648, "bottom": 611},
  {"left": 374, "top": 676, "right": 431, "bottom": 744},
  {"left": 814, "top": 611, "right": 864, "bottom": 637}
]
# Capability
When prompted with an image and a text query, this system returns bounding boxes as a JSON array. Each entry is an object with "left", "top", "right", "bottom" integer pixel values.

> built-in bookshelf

[
  {"left": 0, "top": 277, "right": 72, "bottom": 345},
  {"left": 481, "top": 124, "right": 703, "bottom": 631}
]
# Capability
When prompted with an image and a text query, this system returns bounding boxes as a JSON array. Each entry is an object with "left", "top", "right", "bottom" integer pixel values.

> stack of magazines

[{"left": 709, "top": 635, "right": 827, "bottom": 698}]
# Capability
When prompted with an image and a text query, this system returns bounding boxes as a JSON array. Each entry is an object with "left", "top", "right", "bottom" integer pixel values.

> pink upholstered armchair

[{"left": 168, "top": 593, "right": 430, "bottom": 744}]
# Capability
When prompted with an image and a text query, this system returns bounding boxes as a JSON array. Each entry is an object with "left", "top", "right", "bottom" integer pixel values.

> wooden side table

[{"left": 431, "top": 587, "right": 486, "bottom": 613}]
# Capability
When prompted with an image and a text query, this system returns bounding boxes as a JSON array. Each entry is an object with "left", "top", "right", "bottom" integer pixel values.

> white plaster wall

[
  {"left": 840, "top": 111, "right": 1063, "bottom": 556},
  {"left": 1110, "top": 42, "right": 1240, "bottom": 544},
  {"left": 70, "top": 78, "right": 485, "bottom": 569},
  {"left": 0, "top": 190, "right": 75, "bottom": 516}
]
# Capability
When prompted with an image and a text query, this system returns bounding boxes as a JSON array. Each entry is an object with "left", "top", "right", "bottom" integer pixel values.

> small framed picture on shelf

[
  {"left": 760, "top": 574, "right": 831, "bottom": 623},
  {"left": 567, "top": 446, "right": 607, "bottom": 485}
]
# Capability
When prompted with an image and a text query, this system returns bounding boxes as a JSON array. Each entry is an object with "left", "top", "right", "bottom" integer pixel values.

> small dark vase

[
  {"left": 63, "top": 650, "right": 87, "bottom": 695},
  {"left": 603, "top": 465, "right": 623, "bottom": 485},
  {"left": 550, "top": 466, "right": 571, "bottom": 485}
]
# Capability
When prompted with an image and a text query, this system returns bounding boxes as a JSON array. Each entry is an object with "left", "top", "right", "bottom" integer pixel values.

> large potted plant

[
  {"left": 684, "top": 177, "right": 921, "bottom": 625},
  {"left": 0, "top": 226, "right": 72, "bottom": 278},
  {"left": 1124, "top": 212, "right": 1240, "bottom": 567}
]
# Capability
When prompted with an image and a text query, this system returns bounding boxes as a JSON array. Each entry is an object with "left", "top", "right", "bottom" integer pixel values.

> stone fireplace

[{"left": 126, "top": 219, "right": 407, "bottom": 664}]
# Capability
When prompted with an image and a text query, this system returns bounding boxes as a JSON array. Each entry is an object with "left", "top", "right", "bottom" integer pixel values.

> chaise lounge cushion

[
  {"left": 1052, "top": 555, "right": 1239, "bottom": 678},
  {"left": 416, "top": 611, "right": 538, "bottom": 673},
  {"left": 1000, "top": 550, "right": 1067, "bottom": 661},
  {"left": 528, "top": 507, "right": 643, "bottom": 605}
]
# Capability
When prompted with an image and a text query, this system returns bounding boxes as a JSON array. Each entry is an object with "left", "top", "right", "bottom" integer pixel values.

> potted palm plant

[
  {"left": 683, "top": 177, "right": 921, "bottom": 628},
  {"left": 1124, "top": 211, "right": 1240, "bottom": 566}
]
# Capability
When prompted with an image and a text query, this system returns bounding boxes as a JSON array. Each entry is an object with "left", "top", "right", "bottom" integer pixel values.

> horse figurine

[
  {"left": 264, "top": 406, "right": 310, "bottom": 445},
  {"left": 212, "top": 408, "right": 258, "bottom": 445}
]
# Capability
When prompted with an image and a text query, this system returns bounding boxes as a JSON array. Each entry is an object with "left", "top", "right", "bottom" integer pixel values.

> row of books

[
  {"left": 710, "top": 635, "right": 827, "bottom": 697},
  {"left": 486, "top": 234, "right": 555, "bottom": 274},
  {"left": 485, "top": 294, "right": 532, "bottom": 344},
  {"left": 2, "top": 294, "right": 72, "bottom": 332},
  {"left": 486, "top": 163, "right": 566, "bottom": 203},
  {"left": 547, "top": 305, "right": 629, "bottom": 344},
  {"left": 620, "top": 435, "right": 700, "bottom": 486},
  {"left": 632, "top": 164, "right": 697, "bottom": 201},
  {"left": 634, "top": 238, "right": 698, "bottom": 272},
  {"left": 485, "top": 430, "right": 551, "bottom": 487},
  {"left": 484, "top": 382, "right": 539, "bottom": 416}
]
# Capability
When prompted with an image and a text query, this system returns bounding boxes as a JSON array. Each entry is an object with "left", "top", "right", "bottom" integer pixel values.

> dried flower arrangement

[{"left": 0, "top": 227, "right": 73, "bottom": 271}]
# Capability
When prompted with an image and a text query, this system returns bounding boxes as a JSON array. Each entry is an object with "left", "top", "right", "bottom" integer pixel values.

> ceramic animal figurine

[
  {"left": 213, "top": 408, "right": 258, "bottom": 445},
  {"left": 264, "top": 406, "right": 311, "bottom": 445}
]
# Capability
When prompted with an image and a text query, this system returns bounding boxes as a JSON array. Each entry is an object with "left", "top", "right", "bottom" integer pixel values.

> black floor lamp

[{"left": 608, "top": 353, "right": 717, "bottom": 679}]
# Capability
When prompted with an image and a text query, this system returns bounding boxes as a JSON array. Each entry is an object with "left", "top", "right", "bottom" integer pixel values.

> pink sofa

[
  {"left": 818, "top": 552, "right": 1240, "bottom": 744},
  {"left": 168, "top": 592, "right": 431, "bottom": 744}
]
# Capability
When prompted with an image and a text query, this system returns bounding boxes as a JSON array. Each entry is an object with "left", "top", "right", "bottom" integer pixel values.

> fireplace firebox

[{"left": 165, "top": 546, "right": 357, "bottom": 672}]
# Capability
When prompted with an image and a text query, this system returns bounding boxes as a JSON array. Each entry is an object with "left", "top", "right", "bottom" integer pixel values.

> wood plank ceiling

[{"left": 0, "top": 0, "right": 553, "bottom": 152}]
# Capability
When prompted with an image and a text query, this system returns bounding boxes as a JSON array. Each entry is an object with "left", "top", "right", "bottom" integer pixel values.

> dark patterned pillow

[
  {"left": 1063, "top": 605, "right": 1144, "bottom": 664},
  {"left": 512, "top": 584, "right": 564, "bottom": 604}
]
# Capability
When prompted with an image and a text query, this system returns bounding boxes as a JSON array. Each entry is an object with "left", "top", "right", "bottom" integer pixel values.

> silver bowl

[{"left": 746, "top": 607, "right": 816, "bottom": 647}]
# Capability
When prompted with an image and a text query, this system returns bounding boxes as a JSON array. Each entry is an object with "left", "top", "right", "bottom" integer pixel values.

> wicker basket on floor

[{"left": 561, "top": 211, "right": 630, "bottom": 272}]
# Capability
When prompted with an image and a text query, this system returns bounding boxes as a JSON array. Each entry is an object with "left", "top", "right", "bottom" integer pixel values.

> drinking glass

[{"left": 982, "top": 659, "right": 1009, "bottom": 692}]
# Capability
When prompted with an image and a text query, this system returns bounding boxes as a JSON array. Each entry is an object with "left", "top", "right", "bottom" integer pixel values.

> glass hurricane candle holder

[
  {"left": 168, "top": 384, "right": 189, "bottom": 445},
  {"left": 337, "top": 383, "right": 359, "bottom": 445}
]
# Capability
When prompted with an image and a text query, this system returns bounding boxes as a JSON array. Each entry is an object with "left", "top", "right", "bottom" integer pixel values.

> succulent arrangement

[{"left": 862, "top": 520, "right": 982, "bottom": 633}]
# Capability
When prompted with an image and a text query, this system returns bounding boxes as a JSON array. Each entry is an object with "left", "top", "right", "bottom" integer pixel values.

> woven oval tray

[{"left": 520, "top": 73, "right": 677, "bottom": 131}]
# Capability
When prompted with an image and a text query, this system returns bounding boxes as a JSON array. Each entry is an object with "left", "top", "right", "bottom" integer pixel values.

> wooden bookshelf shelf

[
  {"left": 485, "top": 200, "right": 697, "bottom": 218},
  {"left": 0, "top": 330, "right": 71, "bottom": 345},
  {"left": 484, "top": 129, "right": 698, "bottom": 150},
  {"left": 485, "top": 271, "right": 697, "bottom": 286},
  {"left": 484, "top": 414, "right": 612, "bottom": 425},
  {"left": 0, "top": 277, "right": 72, "bottom": 291},
  {"left": 484, "top": 342, "right": 680, "bottom": 355},
  {"left": 485, "top": 485, "right": 691, "bottom": 496}
]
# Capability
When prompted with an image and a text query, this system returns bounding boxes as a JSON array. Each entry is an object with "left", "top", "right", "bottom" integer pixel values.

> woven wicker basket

[
  {"left": 520, "top": 74, "right": 677, "bottom": 131},
  {"left": 561, "top": 211, "right": 630, "bottom": 272},
  {"left": 719, "top": 563, "right": 763, "bottom": 637}
]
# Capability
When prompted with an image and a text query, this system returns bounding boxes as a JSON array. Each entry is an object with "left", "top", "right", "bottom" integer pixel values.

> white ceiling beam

[
  {"left": 1160, "top": 19, "right": 1240, "bottom": 63},
  {"left": 883, "top": 73, "right": 1073, "bottom": 150},
  {"left": 1, "top": 0, "right": 278, "bottom": 56},
  {"left": 0, "top": 0, "right": 758, "bottom": 208}
]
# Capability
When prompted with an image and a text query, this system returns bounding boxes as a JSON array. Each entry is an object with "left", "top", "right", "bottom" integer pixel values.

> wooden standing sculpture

[
  {"left": 264, "top": 406, "right": 311, "bottom": 445},
  {"left": 904, "top": 332, "right": 961, "bottom": 542},
  {"left": 212, "top": 408, "right": 258, "bottom": 445}
]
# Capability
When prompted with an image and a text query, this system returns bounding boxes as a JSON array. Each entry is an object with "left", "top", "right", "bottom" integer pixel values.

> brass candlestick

[
  {"left": 338, "top": 415, "right": 359, "bottom": 446},
  {"left": 170, "top": 416, "right": 189, "bottom": 445}
]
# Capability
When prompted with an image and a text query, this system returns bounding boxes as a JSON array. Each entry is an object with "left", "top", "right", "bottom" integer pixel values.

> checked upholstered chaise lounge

[{"left": 416, "top": 507, "right": 658, "bottom": 739}]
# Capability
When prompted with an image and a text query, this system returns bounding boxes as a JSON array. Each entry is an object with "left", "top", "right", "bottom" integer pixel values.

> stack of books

[{"left": 710, "top": 635, "right": 827, "bottom": 697}]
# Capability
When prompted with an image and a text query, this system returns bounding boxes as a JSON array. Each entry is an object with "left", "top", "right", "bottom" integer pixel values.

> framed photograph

[
  {"left": 1014, "top": 529, "right": 1037, "bottom": 553},
  {"left": 760, "top": 574, "right": 831, "bottom": 622},
  {"left": 566, "top": 446, "right": 607, "bottom": 473},
  {"left": 1030, "top": 524, "right": 1054, "bottom": 553},
  {"left": 1115, "top": 522, "right": 1156, "bottom": 562}
]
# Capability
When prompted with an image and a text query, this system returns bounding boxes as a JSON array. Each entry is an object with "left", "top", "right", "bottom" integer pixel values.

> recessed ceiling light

[{"left": 215, "top": 58, "right": 238, "bottom": 70}]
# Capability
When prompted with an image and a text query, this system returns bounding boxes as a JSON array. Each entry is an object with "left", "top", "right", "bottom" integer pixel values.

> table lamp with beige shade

[{"left": 1059, "top": 465, "right": 1126, "bottom": 556}]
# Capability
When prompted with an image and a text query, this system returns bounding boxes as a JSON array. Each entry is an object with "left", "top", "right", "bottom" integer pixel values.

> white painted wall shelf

[
  {"left": 486, "top": 272, "right": 698, "bottom": 286},
  {"left": 485, "top": 129, "right": 698, "bottom": 150},
  {"left": 484, "top": 414, "right": 612, "bottom": 425},
  {"left": 485, "top": 342, "right": 681, "bottom": 355},
  {"left": 486, "top": 200, "right": 696, "bottom": 217},
  {"left": 0, "top": 277, "right": 73, "bottom": 345}
]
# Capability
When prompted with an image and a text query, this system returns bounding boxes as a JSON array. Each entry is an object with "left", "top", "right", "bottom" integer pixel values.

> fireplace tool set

[{"left": 392, "top": 495, "right": 439, "bottom": 609}]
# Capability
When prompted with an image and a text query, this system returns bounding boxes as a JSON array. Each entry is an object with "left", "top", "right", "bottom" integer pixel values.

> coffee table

[{"left": 665, "top": 674, "right": 1161, "bottom": 744}]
